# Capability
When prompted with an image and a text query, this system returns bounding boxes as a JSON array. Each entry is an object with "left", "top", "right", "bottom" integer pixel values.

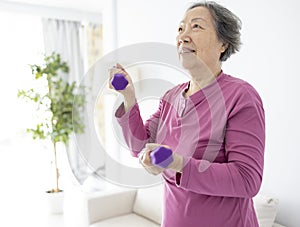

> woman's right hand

[{"left": 109, "top": 63, "right": 136, "bottom": 112}]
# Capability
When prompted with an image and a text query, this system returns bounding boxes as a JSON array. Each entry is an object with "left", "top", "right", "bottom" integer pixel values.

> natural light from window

[{"left": 0, "top": 12, "right": 64, "bottom": 226}]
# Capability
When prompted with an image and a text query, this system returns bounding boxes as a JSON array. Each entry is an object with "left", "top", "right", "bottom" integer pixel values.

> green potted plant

[{"left": 18, "top": 52, "right": 85, "bottom": 213}]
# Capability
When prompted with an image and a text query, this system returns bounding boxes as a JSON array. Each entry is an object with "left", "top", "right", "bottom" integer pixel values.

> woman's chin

[
  {"left": 180, "top": 57, "right": 198, "bottom": 70},
  {"left": 181, "top": 63, "right": 195, "bottom": 70}
]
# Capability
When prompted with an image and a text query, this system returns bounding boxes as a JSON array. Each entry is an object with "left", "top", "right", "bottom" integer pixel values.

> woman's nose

[
  {"left": 178, "top": 36, "right": 191, "bottom": 46},
  {"left": 179, "top": 37, "right": 191, "bottom": 44},
  {"left": 178, "top": 29, "right": 191, "bottom": 44}
]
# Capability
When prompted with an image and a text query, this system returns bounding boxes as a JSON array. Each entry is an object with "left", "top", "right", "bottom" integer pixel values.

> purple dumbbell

[
  {"left": 111, "top": 73, "right": 128, "bottom": 90},
  {"left": 150, "top": 147, "right": 173, "bottom": 168}
]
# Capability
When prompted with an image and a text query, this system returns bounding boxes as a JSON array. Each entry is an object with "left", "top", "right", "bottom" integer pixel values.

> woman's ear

[{"left": 221, "top": 43, "right": 228, "bottom": 53}]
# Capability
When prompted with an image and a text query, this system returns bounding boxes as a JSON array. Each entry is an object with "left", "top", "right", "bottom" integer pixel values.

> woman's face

[{"left": 176, "top": 7, "right": 226, "bottom": 72}]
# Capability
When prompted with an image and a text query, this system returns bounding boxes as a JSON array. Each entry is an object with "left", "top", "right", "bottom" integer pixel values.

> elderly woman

[{"left": 110, "top": 1, "right": 265, "bottom": 227}]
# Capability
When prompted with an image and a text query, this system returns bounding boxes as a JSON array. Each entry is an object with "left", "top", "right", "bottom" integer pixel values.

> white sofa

[{"left": 85, "top": 184, "right": 285, "bottom": 227}]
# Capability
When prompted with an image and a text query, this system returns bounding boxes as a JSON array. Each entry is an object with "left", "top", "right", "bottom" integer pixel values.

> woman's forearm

[{"left": 124, "top": 95, "right": 136, "bottom": 113}]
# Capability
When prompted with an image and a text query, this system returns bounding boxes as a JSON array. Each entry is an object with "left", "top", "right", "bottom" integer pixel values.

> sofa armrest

[
  {"left": 86, "top": 189, "right": 137, "bottom": 224},
  {"left": 273, "top": 223, "right": 286, "bottom": 227},
  {"left": 254, "top": 194, "right": 279, "bottom": 227}
]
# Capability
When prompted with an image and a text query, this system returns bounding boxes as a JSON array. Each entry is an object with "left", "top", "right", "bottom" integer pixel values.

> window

[{"left": 0, "top": 12, "right": 45, "bottom": 144}]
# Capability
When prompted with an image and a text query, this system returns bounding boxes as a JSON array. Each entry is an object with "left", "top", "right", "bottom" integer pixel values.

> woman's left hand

[{"left": 138, "top": 143, "right": 183, "bottom": 175}]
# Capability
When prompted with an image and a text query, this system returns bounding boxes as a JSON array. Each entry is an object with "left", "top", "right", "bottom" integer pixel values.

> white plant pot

[{"left": 45, "top": 190, "right": 64, "bottom": 214}]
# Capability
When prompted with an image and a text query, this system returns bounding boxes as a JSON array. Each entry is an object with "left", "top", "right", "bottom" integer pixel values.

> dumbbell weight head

[
  {"left": 150, "top": 147, "right": 173, "bottom": 168},
  {"left": 111, "top": 73, "right": 128, "bottom": 90}
]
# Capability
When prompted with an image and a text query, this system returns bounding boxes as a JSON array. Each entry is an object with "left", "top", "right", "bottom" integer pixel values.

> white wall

[
  {"left": 107, "top": 0, "right": 300, "bottom": 226},
  {"left": 0, "top": 1, "right": 102, "bottom": 23}
]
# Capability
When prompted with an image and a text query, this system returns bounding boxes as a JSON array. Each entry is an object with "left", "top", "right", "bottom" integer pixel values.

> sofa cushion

[
  {"left": 133, "top": 185, "right": 163, "bottom": 224},
  {"left": 253, "top": 194, "right": 279, "bottom": 227},
  {"left": 88, "top": 189, "right": 136, "bottom": 224},
  {"left": 90, "top": 213, "right": 159, "bottom": 227}
]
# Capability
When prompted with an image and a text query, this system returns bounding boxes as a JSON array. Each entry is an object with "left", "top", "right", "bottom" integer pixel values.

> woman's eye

[
  {"left": 192, "top": 24, "right": 203, "bottom": 29},
  {"left": 178, "top": 27, "right": 183, "bottom": 32}
]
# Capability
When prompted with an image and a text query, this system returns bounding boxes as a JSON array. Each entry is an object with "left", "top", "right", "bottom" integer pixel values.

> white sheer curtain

[
  {"left": 42, "top": 18, "right": 91, "bottom": 185},
  {"left": 42, "top": 19, "right": 84, "bottom": 83}
]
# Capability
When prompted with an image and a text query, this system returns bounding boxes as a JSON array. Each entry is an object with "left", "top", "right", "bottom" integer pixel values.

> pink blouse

[{"left": 115, "top": 72, "right": 265, "bottom": 227}]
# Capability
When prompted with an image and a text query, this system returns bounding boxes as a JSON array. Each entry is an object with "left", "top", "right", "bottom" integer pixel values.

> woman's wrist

[
  {"left": 124, "top": 96, "right": 136, "bottom": 112},
  {"left": 168, "top": 154, "right": 183, "bottom": 173}
]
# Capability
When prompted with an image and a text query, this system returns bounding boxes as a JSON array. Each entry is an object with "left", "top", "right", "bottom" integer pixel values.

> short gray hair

[{"left": 187, "top": 1, "right": 242, "bottom": 61}]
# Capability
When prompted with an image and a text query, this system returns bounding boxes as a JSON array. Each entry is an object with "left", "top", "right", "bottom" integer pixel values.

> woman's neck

[{"left": 185, "top": 66, "right": 222, "bottom": 97}]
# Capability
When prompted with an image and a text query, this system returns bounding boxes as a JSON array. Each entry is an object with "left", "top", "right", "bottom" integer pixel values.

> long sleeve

[
  {"left": 175, "top": 84, "right": 265, "bottom": 198},
  {"left": 115, "top": 99, "right": 163, "bottom": 157}
]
